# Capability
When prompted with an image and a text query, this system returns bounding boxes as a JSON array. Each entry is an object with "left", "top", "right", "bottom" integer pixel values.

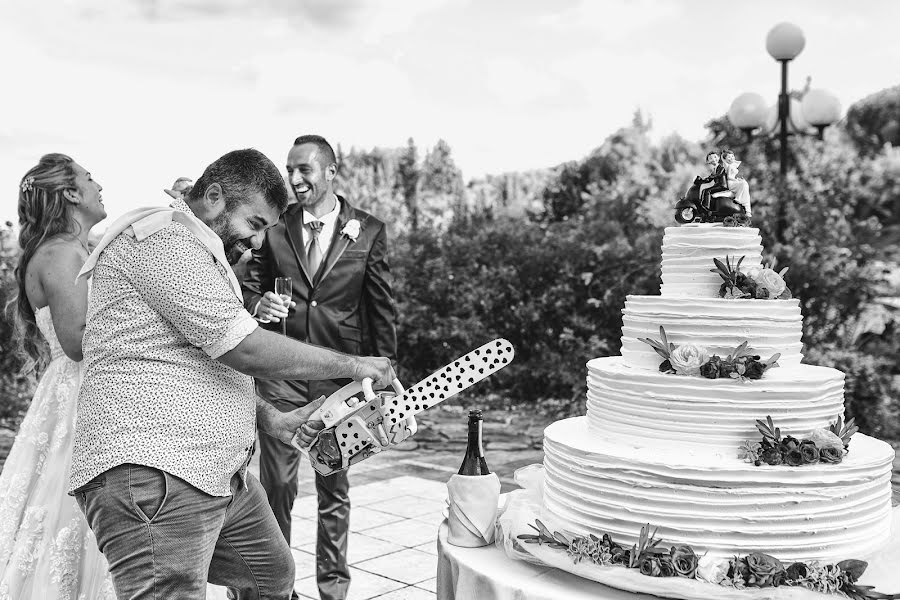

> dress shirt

[{"left": 301, "top": 196, "right": 341, "bottom": 257}]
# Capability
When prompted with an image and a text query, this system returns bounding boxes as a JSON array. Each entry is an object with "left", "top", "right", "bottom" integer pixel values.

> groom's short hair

[
  {"left": 188, "top": 148, "right": 289, "bottom": 212},
  {"left": 293, "top": 134, "right": 337, "bottom": 167}
]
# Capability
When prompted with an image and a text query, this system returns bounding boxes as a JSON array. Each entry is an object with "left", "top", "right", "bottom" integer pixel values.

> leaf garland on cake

[
  {"left": 755, "top": 415, "right": 782, "bottom": 444},
  {"left": 740, "top": 415, "right": 856, "bottom": 466},
  {"left": 515, "top": 520, "right": 897, "bottom": 598},
  {"left": 637, "top": 326, "right": 676, "bottom": 373},
  {"left": 711, "top": 255, "right": 792, "bottom": 300},
  {"left": 829, "top": 416, "right": 859, "bottom": 450},
  {"left": 638, "top": 327, "right": 780, "bottom": 380}
]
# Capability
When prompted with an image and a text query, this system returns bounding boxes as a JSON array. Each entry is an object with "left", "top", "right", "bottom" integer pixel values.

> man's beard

[
  {"left": 211, "top": 213, "right": 250, "bottom": 264},
  {"left": 225, "top": 239, "right": 250, "bottom": 264}
]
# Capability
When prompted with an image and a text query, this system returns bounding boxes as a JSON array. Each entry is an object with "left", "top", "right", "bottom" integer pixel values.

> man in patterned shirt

[{"left": 69, "top": 149, "right": 396, "bottom": 599}]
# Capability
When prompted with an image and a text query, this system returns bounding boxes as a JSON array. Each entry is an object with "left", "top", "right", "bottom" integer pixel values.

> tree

[
  {"left": 395, "top": 137, "right": 421, "bottom": 231},
  {"left": 845, "top": 85, "right": 900, "bottom": 154},
  {"left": 335, "top": 146, "right": 410, "bottom": 235},
  {"left": 419, "top": 139, "right": 465, "bottom": 228}
]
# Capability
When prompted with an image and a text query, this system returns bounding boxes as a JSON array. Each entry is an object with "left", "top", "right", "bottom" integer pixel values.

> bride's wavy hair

[{"left": 8, "top": 154, "right": 80, "bottom": 374}]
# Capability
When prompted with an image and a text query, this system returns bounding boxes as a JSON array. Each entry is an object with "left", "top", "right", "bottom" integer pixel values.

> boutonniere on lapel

[{"left": 340, "top": 219, "right": 361, "bottom": 242}]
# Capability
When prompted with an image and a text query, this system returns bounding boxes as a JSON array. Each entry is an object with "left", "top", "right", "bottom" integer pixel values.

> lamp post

[{"left": 727, "top": 23, "right": 841, "bottom": 176}]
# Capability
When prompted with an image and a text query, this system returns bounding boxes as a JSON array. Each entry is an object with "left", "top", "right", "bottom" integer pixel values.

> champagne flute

[{"left": 274, "top": 277, "right": 292, "bottom": 336}]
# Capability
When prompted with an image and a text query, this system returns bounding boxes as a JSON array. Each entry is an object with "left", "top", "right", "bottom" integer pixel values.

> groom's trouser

[
  {"left": 72, "top": 463, "right": 295, "bottom": 599},
  {"left": 259, "top": 396, "right": 351, "bottom": 600}
]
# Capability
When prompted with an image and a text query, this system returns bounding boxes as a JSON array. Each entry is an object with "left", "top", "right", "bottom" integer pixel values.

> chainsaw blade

[{"left": 305, "top": 338, "right": 515, "bottom": 475}]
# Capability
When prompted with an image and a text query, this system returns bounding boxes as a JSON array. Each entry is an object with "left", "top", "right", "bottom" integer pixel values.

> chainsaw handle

[
  {"left": 361, "top": 377, "right": 404, "bottom": 402},
  {"left": 361, "top": 378, "right": 376, "bottom": 401},
  {"left": 306, "top": 377, "right": 405, "bottom": 426}
]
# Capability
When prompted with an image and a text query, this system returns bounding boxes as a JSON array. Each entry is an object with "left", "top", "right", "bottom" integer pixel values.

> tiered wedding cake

[{"left": 541, "top": 224, "right": 895, "bottom": 563}]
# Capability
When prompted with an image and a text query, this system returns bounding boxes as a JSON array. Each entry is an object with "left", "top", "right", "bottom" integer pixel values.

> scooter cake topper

[{"left": 675, "top": 149, "right": 752, "bottom": 226}]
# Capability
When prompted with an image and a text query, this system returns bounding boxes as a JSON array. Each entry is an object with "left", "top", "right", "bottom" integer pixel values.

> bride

[{"left": 0, "top": 154, "right": 115, "bottom": 598}]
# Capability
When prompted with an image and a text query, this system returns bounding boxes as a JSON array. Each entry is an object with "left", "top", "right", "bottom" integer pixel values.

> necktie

[{"left": 307, "top": 220, "right": 323, "bottom": 278}]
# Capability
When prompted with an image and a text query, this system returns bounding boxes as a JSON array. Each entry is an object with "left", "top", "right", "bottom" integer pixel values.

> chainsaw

[{"left": 291, "top": 338, "right": 515, "bottom": 476}]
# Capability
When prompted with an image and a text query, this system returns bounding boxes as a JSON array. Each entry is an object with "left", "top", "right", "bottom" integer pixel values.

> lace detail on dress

[
  {"left": 10, "top": 507, "right": 45, "bottom": 577},
  {"left": 0, "top": 472, "right": 29, "bottom": 565},
  {"left": 51, "top": 516, "right": 87, "bottom": 600},
  {"left": 0, "top": 304, "right": 110, "bottom": 599}
]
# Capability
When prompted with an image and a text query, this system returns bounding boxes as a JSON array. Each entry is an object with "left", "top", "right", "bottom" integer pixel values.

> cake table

[
  {"left": 436, "top": 503, "right": 900, "bottom": 600},
  {"left": 436, "top": 520, "right": 658, "bottom": 600}
]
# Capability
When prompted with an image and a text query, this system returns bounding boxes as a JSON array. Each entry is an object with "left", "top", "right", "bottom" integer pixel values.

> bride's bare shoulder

[
  {"left": 28, "top": 237, "right": 86, "bottom": 281},
  {"left": 31, "top": 236, "right": 85, "bottom": 261}
]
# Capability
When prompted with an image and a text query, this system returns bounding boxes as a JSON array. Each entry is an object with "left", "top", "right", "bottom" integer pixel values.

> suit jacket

[
  {"left": 242, "top": 195, "right": 397, "bottom": 406},
  {"left": 696, "top": 164, "right": 729, "bottom": 197}
]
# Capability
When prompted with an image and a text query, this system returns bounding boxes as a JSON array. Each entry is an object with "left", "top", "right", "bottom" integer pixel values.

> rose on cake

[
  {"left": 670, "top": 545, "right": 699, "bottom": 578},
  {"left": 697, "top": 554, "right": 729, "bottom": 584},
  {"left": 806, "top": 428, "right": 844, "bottom": 451},
  {"left": 669, "top": 344, "right": 709, "bottom": 376},
  {"left": 754, "top": 268, "right": 787, "bottom": 298},
  {"left": 711, "top": 255, "right": 792, "bottom": 299},
  {"left": 746, "top": 553, "right": 786, "bottom": 587},
  {"left": 745, "top": 416, "right": 858, "bottom": 467},
  {"left": 639, "top": 328, "right": 780, "bottom": 381}
]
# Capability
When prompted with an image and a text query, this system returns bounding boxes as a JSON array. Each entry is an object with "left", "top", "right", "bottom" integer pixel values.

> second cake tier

[
  {"left": 586, "top": 357, "right": 844, "bottom": 454},
  {"left": 620, "top": 295, "right": 804, "bottom": 370}
]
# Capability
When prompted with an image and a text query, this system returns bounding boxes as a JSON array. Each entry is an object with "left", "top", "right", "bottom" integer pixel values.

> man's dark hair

[
  {"left": 705, "top": 151, "right": 719, "bottom": 161},
  {"left": 293, "top": 134, "right": 337, "bottom": 168},
  {"left": 188, "top": 148, "right": 289, "bottom": 212}
]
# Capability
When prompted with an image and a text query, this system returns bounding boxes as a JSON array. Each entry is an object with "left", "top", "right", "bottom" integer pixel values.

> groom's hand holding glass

[{"left": 256, "top": 290, "right": 295, "bottom": 323}]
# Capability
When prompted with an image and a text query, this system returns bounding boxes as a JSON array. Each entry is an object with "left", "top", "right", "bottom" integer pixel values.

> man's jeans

[{"left": 72, "top": 463, "right": 295, "bottom": 599}]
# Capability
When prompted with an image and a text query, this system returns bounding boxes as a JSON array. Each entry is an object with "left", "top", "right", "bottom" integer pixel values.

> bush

[{"left": 392, "top": 210, "right": 661, "bottom": 410}]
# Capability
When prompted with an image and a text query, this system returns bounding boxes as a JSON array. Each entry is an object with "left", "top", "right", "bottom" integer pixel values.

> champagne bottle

[{"left": 458, "top": 409, "right": 490, "bottom": 475}]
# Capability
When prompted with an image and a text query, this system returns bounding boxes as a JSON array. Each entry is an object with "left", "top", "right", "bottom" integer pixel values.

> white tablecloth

[
  {"left": 436, "top": 505, "right": 900, "bottom": 600},
  {"left": 436, "top": 521, "right": 660, "bottom": 600}
]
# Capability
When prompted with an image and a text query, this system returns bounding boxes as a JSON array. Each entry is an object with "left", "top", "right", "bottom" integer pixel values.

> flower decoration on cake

[
  {"left": 711, "top": 255, "right": 792, "bottom": 300},
  {"left": 638, "top": 326, "right": 780, "bottom": 380},
  {"left": 739, "top": 415, "right": 858, "bottom": 467},
  {"left": 517, "top": 520, "right": 896, "bottom": 598}
]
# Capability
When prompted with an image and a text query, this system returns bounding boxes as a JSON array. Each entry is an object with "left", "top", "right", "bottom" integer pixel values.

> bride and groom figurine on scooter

[{"left": 675, "top": 149, "right": 752, "bottom": 226}]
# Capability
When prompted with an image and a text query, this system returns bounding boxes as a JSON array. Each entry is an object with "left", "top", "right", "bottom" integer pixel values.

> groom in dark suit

[{"left": 242, "top": 135, "right": 397, "bottom": 600}]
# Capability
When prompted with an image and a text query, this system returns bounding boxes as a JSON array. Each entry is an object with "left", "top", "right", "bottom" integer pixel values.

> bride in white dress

[{"left": 0, "top": 154, "right": 115, "bottom": 599}]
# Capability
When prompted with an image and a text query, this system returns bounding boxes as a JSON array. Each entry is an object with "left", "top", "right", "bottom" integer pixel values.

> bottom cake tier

[{"left": 542, "top": 417, "right": 895, "bottom": 564}]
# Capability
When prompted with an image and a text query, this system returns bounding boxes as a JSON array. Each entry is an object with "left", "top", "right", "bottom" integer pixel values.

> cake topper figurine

[
  {"left": 674, "top": 150, "right": 751, "bottom": 227},
  {"left": 721, "top": 149, "right": 752, "bottom": 217}
]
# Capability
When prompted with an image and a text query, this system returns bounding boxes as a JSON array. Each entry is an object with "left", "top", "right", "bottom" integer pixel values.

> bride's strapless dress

[{"left": 0, "top": 307, "right": 115, "bottom": 599}]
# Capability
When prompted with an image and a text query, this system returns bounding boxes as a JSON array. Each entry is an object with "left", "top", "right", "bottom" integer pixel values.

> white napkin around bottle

[{"left": 446, "top": 473, "right": 501, "bottom": 547}]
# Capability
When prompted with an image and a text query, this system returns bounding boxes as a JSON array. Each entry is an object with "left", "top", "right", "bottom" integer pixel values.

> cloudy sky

[{"left": 1, "top": 0, "right": 898, "bottom": 223}]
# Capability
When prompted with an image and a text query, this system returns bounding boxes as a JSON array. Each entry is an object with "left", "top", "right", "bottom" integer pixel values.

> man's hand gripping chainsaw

[{"left": 291, "top": 338, "right": 515, "bottom": 476}]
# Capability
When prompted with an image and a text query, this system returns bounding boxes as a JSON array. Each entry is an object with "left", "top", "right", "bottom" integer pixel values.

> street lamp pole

[
  {"left": 727, "top": 23, "right": 841, "bottom": 178},
  {"left": 778, "top": 59, "right": 790, "bottom": 176}
]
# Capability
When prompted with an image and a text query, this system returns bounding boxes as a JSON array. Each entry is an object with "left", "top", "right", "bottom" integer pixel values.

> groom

[
  {"left": 69, "top": 148, "right": 397, "bottom": 599},
  {"left": 242, "top": 135, "right": 398, "bottom": 600}
]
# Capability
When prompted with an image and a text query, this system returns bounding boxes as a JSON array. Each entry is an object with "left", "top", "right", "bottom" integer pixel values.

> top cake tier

[{"left": 661, "top": 224, "right": 763, "bottom": 297}]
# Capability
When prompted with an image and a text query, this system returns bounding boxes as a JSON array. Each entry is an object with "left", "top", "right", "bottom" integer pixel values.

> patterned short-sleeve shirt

[{"left": 70, "top": 199, "right": 259, "bottom": 496}]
